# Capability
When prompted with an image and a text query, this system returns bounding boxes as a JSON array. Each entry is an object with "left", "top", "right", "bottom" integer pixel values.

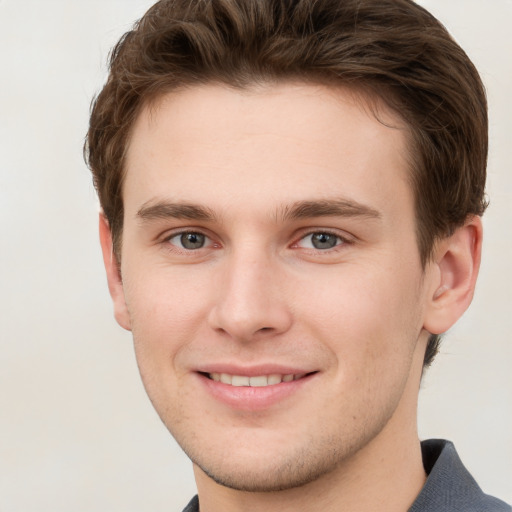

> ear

[
  {"left": 98, "top": 214, "right": 132, "bottom": 331},
  {"left": 423, "top": 216, "right": 483, "bottom": 335}
]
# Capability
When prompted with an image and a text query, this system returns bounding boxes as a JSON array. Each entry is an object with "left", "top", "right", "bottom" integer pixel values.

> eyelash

[
  {"left": 163, "top": 230, "right": 216, "bottom": 253},
  {"left": 293, "top": 230, "right": 350, "bottom": 252},
  {"left": 161, "top": 228, "right": 352, "bottom": 254}
]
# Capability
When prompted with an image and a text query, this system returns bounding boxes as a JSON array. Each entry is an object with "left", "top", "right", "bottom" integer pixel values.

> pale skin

[{"left": 100, "top": 83, "right": 482, "bottom": 512}]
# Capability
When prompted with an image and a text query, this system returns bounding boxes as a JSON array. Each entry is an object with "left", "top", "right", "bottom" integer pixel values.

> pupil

[
  {"left": 181, "top": 232, "right": 205, "bottom": 249},
  {"left": 312, "top": 233, "right": 337, "bottom": 249}
]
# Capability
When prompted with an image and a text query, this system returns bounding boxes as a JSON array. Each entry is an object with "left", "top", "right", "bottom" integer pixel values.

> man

[{"left": 85, "top": 0, "right": 511, "bottom": 510}]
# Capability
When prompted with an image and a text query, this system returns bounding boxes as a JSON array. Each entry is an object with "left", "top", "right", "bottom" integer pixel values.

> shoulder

[{"left": 409, "top": 439, "right": 511, "bottom": 512}]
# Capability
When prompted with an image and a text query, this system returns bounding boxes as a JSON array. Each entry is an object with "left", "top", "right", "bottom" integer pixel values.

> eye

[
  {"left": 297, "top": 232, "right": 344, "bottom": 250},
  {"left": 167, "top": 231, "right": 209, "bottom": 250}
]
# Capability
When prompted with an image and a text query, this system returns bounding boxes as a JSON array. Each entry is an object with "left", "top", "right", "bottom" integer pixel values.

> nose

[{"left": 207, "top": 249, "right": 293, "bottom": 341}]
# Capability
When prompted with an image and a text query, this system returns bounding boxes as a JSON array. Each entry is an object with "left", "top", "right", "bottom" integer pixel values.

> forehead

[{"left": 123, "top": 82, "right": 412, "bottom": 222}]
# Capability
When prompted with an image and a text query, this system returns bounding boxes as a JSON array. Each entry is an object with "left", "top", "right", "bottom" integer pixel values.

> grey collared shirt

[{"left": 410, "top": 439, "right": 510, "bottom": 511}]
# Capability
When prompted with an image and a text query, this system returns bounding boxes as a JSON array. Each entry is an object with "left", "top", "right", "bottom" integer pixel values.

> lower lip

[{"left": 197, "top": 373, "right": 316, "bottom": 411}]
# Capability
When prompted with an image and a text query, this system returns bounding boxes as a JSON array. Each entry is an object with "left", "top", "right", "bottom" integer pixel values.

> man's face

[{"left": 114, "top": 83, "right": 435, "bottom": 491}]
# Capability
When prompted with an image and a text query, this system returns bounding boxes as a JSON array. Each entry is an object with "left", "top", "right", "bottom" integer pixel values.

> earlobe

[
  {"left": 98, "top": 214, "right": 132, "bottom": 331},
  {"left": 423, "top": 216, "right": 483, "bottom": 335}
]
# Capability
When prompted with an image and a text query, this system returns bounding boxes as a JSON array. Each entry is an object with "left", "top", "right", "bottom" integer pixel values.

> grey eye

[
  {"left": 310, "top": 232, "right": 339, "bottom": 249},
  {"left": 178, "top": 232, "right": 206, "bottom": 249},
  {"left": 296, "top": 232, "right": 343, "bottom": 250}
]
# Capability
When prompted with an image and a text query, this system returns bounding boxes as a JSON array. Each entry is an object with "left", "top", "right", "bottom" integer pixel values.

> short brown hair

[{"left": 85, "top": 0, "right": 488, "bottom": 366}]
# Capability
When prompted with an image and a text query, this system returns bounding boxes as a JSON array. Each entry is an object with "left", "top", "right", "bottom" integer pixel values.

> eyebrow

[
  {"left": 136, "top": 198, "right": 381, "bottom": 224},
  {"left": 136, "top": 200, "right": 217, "bottom": 222},
  {"left": 279, "top": 199, "right": 381, "bottom": 222}
]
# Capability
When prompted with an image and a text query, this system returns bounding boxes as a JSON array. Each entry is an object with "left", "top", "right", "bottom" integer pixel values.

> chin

[
  {"left": 183, "top": 427, "right": 369, "bottom": 493},
  {"left": 191, "top": 449, "right": 340, "bottom": 492}
]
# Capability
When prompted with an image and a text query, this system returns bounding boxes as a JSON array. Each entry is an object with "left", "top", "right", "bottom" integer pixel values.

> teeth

[
  {"left": 208, "top": 372, "right": 304, "bottom": 387},
  {"left": 249, "top": 376, "right": 268, "bottom": 387},
  {"left": 220, "top": 373, "right": 232, "bottom": 384},
  {"left": 232, "top": 375, "right": 250, "bottom": 387},
  {"left": 267, "top": 374, "right": 282, "bottom": 385}
]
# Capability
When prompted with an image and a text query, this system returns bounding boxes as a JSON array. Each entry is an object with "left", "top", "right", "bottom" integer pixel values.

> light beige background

[{"left": 0, "top": 1, "right": 510, "bottom": 510}]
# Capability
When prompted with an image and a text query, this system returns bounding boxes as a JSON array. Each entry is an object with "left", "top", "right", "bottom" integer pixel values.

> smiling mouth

[{"left": 204, "top": 372, "right": 315, "bottom": 387}]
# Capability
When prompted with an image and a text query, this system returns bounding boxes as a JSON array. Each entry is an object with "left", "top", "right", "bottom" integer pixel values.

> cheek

[
  {"left": 303, "top": 266, "right": 424, "bottom": 431},
  {"left": 122, "top": 265, "right": 213, "bottom": 368},
  {"left": 300, "top": 261, "right": 424, "bottom": 373},
  {"left": 123, "top": 268, "right": 213, "bottom": 423}
]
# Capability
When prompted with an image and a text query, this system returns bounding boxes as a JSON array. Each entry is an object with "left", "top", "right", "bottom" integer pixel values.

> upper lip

[{"left": 196, "top": 364, "right": 316, "bottom": 377}]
